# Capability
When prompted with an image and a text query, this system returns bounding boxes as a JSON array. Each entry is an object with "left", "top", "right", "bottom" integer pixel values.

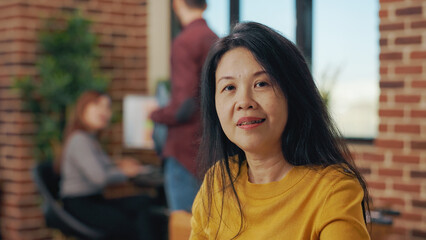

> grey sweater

[{"left": 60, "top": 131, "right": 127, "bottom": 198}]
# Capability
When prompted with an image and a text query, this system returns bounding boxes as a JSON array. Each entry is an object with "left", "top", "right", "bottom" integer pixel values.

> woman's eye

[
  {"left": 255, "top": 81, "right": 270, "bottom": 88},
  {"left": 223, "top": 85, "right": 235, "bottom": 91}
]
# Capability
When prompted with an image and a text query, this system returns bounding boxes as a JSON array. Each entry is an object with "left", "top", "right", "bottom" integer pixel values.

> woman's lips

[{"left": 237, "top": 117, "right": 266, "bottom": 129}]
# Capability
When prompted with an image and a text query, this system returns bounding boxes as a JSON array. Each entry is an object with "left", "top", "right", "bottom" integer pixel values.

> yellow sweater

[{"left": 190, "top": 161, "right": 370, "bottom": 239}]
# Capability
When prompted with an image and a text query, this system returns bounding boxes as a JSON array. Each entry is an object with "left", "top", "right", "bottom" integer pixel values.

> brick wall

[
  {"left": 0, "top": 0, "right": 150, "bottom": 239},
  {"left": 352, "top": 0, "right": 426, "bottom": 239}
]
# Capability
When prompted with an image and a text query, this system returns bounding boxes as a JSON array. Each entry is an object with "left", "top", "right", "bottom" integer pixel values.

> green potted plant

[{"left": 13, "top": 12, "right": 109, "bottom": 163}]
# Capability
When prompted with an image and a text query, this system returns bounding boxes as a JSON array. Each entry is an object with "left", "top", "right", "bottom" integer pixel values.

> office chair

[{"left": 32, "top": 161, "right": 106, "bottom": 240}]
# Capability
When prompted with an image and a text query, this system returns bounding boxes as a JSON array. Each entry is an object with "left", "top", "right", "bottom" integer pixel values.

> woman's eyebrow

[
  {"left": 253, "top": 70, "right": 267, "bottom": 77},
  {"left": 217, "top": 70, "right": 266, "bottom": 83},
  {"left": 217, "top": 75, "right": 234, "bottom": 83}
]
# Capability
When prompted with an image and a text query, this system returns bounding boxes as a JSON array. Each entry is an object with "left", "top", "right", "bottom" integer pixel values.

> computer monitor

[{"left": 123, "top": 95, "right": 158, "bottom": 149}]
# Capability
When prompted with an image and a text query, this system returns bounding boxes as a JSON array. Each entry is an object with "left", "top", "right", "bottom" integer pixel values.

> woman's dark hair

[{"left": 198, "top": 22, "right": 370, "bottom": 239}]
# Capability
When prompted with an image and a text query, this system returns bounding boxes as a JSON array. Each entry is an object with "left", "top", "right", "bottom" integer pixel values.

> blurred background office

[{"left": 0, "top": 0, "right": 425, "bottom": 240}]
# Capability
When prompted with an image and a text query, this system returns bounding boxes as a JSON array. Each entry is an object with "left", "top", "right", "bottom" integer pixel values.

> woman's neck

[{"left": 245, "top": 150, "right": 292, "bottom": 184}]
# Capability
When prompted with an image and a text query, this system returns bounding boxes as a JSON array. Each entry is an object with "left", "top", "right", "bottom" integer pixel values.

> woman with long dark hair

[
  {"left": 190, "top": 22, "right": 370, "bottom": 239},
  {"left": 59, "top": 91, "right": 153, "bottom": 240}
]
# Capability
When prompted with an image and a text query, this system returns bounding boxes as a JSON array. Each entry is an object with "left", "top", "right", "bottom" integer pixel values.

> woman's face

[
  {"left": 215, "top": 47, "right": 288, "bottom": 155},
  {"left": 83, "top": 95, "right": 112, "bottom": 132}
]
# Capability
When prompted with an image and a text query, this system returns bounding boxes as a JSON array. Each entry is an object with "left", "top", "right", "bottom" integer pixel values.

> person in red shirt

[{"left": 150, "top": 0, "right": 218, "bottom": 213}]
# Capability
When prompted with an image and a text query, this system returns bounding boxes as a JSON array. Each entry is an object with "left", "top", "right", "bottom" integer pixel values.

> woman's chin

[
  {"left": 235, "top": 140, "right": 281, "bottom": 157},
  {"left": 236, "top": 143, "right": 264, "bottom": 155}
]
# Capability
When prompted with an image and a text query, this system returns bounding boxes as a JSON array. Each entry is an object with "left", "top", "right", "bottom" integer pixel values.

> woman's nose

[{"left": 235, "top": 89, "right": 257, "bottom": 110}]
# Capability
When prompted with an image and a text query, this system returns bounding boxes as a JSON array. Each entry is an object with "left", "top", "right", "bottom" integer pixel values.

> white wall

[{"left": 147, "top": 0, "right": 171, "bottom": 94}]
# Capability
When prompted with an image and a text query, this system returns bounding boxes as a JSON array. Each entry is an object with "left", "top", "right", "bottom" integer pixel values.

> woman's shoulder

[
  {"left": 66, "top": 130, "right": 94, "bottom": 148},
  {"left": 306, "top": 164, "right": 362, "bottom": 192}
]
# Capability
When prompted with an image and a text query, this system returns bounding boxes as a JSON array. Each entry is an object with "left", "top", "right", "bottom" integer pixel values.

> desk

[
  {"left": 369, "top": 208, "right": 400, "bottom": 240},
  {"left": 103, "top": 165, "right": 164, "bottom": 199},
  {"left": 130, "top": 165, "right": 164, "bottom": 188},
  {"left": 104, "top": 166, "right": 168, "bottom": 240}
]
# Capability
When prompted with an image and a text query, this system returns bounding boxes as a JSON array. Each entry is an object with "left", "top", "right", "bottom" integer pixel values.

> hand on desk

[
  {"left": 118, "top": 157, "right": 149, "bottom": 178},
  {"left": 116, "top": 158, "right": 163, "bottom": 187}
]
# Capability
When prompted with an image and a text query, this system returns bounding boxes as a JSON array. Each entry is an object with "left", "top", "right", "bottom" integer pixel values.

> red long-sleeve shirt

[{"left": 150, "top": 19, "right": 218, "bottom": 176}]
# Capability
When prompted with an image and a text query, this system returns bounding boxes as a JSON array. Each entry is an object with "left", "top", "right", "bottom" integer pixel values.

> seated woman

[
  {"left": 190, "top": 22, "right": 371, "bottom": 239},
  {"left": 59, "top": 90, "right": 153, "bottom": 240}
]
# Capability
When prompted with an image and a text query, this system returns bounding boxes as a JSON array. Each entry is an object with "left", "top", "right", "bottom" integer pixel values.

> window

[
  {"left": 204, "top": 0, "right": 230, "bottom": 37},
  {"left": 240, "top": 0, "right": 295, "bottom": 41},
  {"left": 313, "top": 0, "right": 379, "bottom": 139}
]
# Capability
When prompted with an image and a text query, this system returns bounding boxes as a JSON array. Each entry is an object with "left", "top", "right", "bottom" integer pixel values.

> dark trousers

[{"left": 63, "top": 194, "right": 153, "bottom": 240}]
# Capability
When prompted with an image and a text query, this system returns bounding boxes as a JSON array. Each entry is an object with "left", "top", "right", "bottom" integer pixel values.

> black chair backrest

[
  {"left": 35, "top": 161, "right": 60, "bottom": 200},
  {"left": 33, "top": 161, "right": 105, "bottom": 240}
]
